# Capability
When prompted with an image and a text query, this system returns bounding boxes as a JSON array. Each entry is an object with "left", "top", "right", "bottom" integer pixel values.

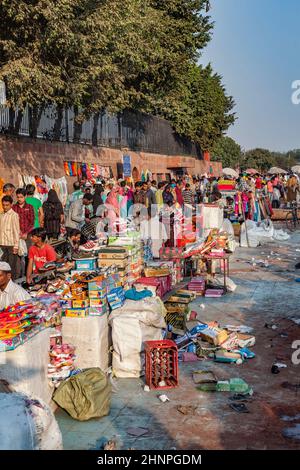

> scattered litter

[
  {"left": 282, "top": 424, "right": 300, "bottom": 440},
  {"left": 200, "top": 304, "right": 205, "bottom": 310},
  {"left": 281, "top": 414, "right": 300, "bottom": 422},
  {"left": 271, "top": 365, "right": 280, "bottom": 374},
  {"left": 144, "top": 385, "right": 150, "bottom": 392},
  {"left": 177, "top": 405, "right": 198, "bottom": 415},
  {"left": 224, "top": 325, "right": 254, "bottom": 334},
  {"left": 180, "top": 352, "right": 199, "bottom": 362},
  {"left": 281, "top": 382, "right": 300, "bottom": 391},
  {"left": 290, "top": 318, "right": 300, "bottom": 325},
  {"left": 229, "top": 402, "right": 249, "bottom": 414},
  {"left": 198, "top": 378, "right": 252, "bottom": 394},
  {"left": 274, "top": 362, "right": 287, "bottom": 369},
  {"left": 127, "top": 427, "right": 149, "bottom": 437},
  {"left": 229, "top": 393, "right": 252, "bottom": 402},
  {"left": 103, "top": 440, "right": 117, "bottom": 450},
  {"left": 192, "top": 370, "right": 218, "bottom": 385},
  {"left": 158, "top": 394, "right": 170, "bottom": 403},
  {"left": 265, "top": 323, "right": 278, "bottom": 330}
]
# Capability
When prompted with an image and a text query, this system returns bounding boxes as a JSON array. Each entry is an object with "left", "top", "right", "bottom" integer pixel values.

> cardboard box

[
  {"left": 88, "top": 306, "right": 108, "bottom": 316},
  {"left": 199, "top": 327, "right": 228, "bottom": 346},
  {"left": 72, "top": 299, "right": 90, "bottom": 309},
  {"left": 88, "top": 290, "right": 106, "bottom": 299},
  {"left": 59, "top": 299, "right": 72, "bottom": 309},
  {"left": 75, "top": 258, "right": 97, "bottom": 270},
  {"left": 65, "top": 308, "right": 88, "bottom": 318},
  {"left": 89, "top": 298, "right": 107, "bottom": 307}
]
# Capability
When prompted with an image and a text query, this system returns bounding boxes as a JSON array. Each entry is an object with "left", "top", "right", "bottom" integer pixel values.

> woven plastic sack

[{"left": 53, "top": 368, "right": 111, "bottom": 421}]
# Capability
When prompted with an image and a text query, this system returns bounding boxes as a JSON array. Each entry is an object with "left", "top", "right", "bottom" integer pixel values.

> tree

[
  {"left": 0, "top": 0, "right": 235, "bottom": 149},
  {"left": 242, "top": 148, "right": 275, "bottom": 172},
  {"left": 211, "top": 136, "right": 242, "bottom": 168}
]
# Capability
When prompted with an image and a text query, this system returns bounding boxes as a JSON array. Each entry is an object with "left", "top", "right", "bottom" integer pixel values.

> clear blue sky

[{"left": 200, "top": 0, "right": 300, "bottom": 152}]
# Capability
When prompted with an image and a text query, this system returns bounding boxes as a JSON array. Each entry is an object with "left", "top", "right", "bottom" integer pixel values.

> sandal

[
  {"left": 229, "top": 393, "right": 252, "bottom": 402},
  {"left": 229, "top": 403, "right": 250, "bottom": 413}
]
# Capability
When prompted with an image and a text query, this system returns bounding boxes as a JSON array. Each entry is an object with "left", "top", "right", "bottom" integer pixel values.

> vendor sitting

[
  {"left": 65, "top": 228, "right": 81, "bottom": 260},
  {"left": 26, "top": 228, "right": 57, "bottom": 284},
  {"left": 0, "top": 262, "right": 31, "bottom": 310}
]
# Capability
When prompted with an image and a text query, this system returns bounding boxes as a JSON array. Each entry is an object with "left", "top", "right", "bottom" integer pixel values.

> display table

[
  {"left": 0, "top": 329, "right": 52, "bottom": 406},
  {"left": 62, "top": 314, "right": 110, "bottom": 372}
]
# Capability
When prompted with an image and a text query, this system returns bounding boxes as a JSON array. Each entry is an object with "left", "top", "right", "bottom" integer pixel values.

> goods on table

[{"left": 0, "top": 296, "right": 62, "bottom": 352}]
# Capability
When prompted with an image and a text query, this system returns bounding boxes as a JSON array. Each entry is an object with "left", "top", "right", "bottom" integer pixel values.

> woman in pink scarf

[{"left": 105, "top": 187, "right": 120, "bottom": 234}]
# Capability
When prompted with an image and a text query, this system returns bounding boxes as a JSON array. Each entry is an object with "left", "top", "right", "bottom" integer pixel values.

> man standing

[
  {"left": 0, "top": 183, "right": 16, "bottom": 213},
  {"left": 13, "top": 188, "right": 35, "bottom": 244},
  {"left": 25, "top": 184, "right": 43, "bottom": 228},
  {"left": 0, "top": 261, "right": 31, "bottom": 310},
  {"left": 175, "top": 180, "right": 184, "bottom": 207},
  {"left": 64, "top": 181, "right": 83, "bottom": 218},
  {"left": 145, "top": 181, "right": 157, "bottom": 216},
  {"left": 65, "top": 193, "right": 94, "bottom": 231},
  {"left": 0, "top": 195, "right": 20, "bottom": 279},
  {"left": 151, "top": 180, "right": 158, "bottom": 193}
]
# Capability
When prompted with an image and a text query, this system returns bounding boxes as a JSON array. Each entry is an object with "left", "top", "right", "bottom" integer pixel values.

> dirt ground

[{"left": 56, "top": 231, "right": 300, "bottom": 450}]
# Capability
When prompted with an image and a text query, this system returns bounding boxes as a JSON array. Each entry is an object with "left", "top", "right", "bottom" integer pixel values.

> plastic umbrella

[
  {"left": 268, "top": 167, "right": 287, "bottom": 175},
  {"left": 245, "top": 168, "right": 259, "bottom": 175},
  {"left": 291, "top": 165, "right": 300, "bottom": 174},
  {"left": 222, "top": 168, "right": 239, "bottom": 178}
]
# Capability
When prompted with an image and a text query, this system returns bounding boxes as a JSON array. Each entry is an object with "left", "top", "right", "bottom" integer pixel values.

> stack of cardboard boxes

[{"left": 99, "top": 232, "right": 144, "bottom": 288}]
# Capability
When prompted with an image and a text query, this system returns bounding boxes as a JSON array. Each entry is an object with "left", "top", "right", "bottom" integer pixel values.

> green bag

[{"left": 53, "top": 368, "right": 111, "bottom": 421}]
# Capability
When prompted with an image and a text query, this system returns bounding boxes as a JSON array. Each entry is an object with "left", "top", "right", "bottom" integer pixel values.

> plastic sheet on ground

[
  {"left": 108, "top": 298, "right": 166, "bottom": 378},
  {"left": 0, "top": 329, "right": 52, "bottom": 406},
  {"left": 62, "top": 314, "right": 110, "bottom": 372},
  {"left": 240, "top": 220, "right": 290, "bottom": 248},
  {"left": 0, "top": 392, "right": 63, "bottom": 450}
]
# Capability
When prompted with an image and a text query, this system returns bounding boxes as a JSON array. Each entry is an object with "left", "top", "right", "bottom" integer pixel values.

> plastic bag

[
  {"left": 18, "top": 239, "right": 28, "bottom": 257},
  {"left": 53, "top": 368, "right": 111, "bottom": 421}
]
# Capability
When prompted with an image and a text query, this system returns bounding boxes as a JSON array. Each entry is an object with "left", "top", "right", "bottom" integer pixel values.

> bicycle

[{"left": 285, "top": 202, "right": 300, "bottom": 231}]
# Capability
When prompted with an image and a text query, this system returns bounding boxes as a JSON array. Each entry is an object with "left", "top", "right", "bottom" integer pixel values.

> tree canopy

[
  {"left": 242, "top": 148, "right": 275, "bottom": 172},
  {"left": 0, "top": 0, "right": 235, "bottom": 150},
  {"left": 211, "top": 136, "right": 242, "bottom": 168}
]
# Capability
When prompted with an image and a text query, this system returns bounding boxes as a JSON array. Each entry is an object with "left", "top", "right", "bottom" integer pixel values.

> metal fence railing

[{"left": 0, "top": 104, "right": 202, "bottom": 158}]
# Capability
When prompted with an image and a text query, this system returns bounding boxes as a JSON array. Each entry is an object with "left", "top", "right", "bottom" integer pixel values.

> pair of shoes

[
  {"left": 79, "top": 240, "right": 100, "bottom": 252},
  {"left": 56, "top": 261, "right": 75, "bottom": 273}
]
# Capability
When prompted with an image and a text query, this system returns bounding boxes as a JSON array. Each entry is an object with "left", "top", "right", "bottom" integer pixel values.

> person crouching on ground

[
  {"left": 0, "top": 261, "right": 31, "bottom": 310},
  {"left": 26, "top": 228, "right": 57, "bottom": 284}
]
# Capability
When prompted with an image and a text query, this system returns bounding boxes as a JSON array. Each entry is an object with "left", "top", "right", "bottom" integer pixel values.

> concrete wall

[{"left": 0, "top": 136, "right": 222, "bottom": 188}]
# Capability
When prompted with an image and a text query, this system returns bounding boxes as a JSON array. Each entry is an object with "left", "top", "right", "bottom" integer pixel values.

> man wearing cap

[{"left": 0, "top": 262, "right": 31, "bottom": 310}]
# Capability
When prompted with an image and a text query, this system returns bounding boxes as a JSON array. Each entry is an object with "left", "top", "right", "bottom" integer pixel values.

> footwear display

[{"left": 79, "top": 240, "right": 100, "bottom": 252}]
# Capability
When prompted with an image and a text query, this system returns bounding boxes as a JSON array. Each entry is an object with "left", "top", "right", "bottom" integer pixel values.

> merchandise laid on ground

[{"left": 1, "top": 171, "right": 299, "bottom": 451}]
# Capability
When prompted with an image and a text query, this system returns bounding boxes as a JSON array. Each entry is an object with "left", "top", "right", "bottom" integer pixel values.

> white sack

[
  {"left": 0, "top": 329, "right": 52, "bottom": 406},
  {"left": 0, "top": 392, "right": 62, "bottom": 450},
  {"left": 62, "top": 314, "right": 110, "bottom": 372},
  {"left": 108, "top": 298, "right": 166, "bottom": 378}
]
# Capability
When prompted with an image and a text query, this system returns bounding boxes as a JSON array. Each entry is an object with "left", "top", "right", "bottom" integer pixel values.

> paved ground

[{"left": 56, "top": 231, "right": 300, "bottom": 450}]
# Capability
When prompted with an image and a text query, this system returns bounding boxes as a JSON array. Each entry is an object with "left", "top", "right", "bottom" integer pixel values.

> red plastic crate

[{"left": 144, "top": 340, "right": 178, "bottom": 390}]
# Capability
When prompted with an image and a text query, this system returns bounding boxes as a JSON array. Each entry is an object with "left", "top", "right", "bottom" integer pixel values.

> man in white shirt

[{"left": 0, "top": 262, "right": 31, "bottom": 310}]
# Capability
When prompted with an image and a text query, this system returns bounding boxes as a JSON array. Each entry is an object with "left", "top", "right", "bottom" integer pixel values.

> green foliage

[
  {"left": 242, "top": 148, "right": 275, "bottom": 172},
  {"left": 0, "top": 0, "right": 235, "bottom": 148},
  {"left": 211, "top": 136, "right": 242, "bottom": 168}
]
